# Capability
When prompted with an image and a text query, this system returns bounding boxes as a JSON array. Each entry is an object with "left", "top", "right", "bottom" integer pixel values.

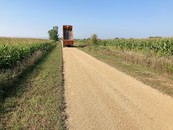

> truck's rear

[{"left": 63, "top": 25, "right": 74, "bottom": 47}]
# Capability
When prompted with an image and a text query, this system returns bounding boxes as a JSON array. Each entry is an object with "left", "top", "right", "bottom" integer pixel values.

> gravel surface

[{"left": 63, "top": 48, "right": 173, "bottom": 130}]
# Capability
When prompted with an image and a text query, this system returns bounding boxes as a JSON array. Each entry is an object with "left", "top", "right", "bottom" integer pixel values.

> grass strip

[{"left": 0, "top": 43, "right": 65, "bottom": 130}]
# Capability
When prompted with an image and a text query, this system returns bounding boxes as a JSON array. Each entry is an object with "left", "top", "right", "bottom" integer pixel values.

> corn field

[
  {"left": 99, "top": 38, "right": 173, "bottom": 56},
  {"left": 0, "top": 38, "right": 56, "bottom": 69}
]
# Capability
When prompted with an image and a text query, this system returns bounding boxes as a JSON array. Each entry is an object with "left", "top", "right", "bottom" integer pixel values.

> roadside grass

[
  {"left": 78, "top": 45, "right": 173, "bottom": 97},
  {"left": 0, "top": 43, "right": 65, "bottom": 129}
]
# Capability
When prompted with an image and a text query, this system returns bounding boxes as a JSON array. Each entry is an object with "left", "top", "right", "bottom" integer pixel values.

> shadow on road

[{"left": 63, "top": 45, "right": 87, "bottom": 48}]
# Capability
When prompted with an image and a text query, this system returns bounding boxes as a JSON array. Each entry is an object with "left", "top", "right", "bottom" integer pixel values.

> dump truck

[{"left": 62, "top": 25, "right": 74, "bottom": 47}]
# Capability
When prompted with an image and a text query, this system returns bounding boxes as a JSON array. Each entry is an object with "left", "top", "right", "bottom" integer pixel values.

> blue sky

[{"left": 0, "top": 0, "right": 173, "bottom": 39}]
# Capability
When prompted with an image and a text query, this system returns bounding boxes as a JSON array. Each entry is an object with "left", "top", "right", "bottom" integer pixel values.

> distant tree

[
  {"left": 149, "top": 36, "right": 162, "bottom": 39},
  {"left": 48, "top": 26, "right": 59, "bottom": 41},
  {"left": 91, "top": 34, "right": 98, "bottom": 45}
]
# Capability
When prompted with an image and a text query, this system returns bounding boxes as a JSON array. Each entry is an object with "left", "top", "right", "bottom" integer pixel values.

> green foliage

[
  {"left": 48, "top": 26, "right": 59, "bottom": 41},
  {"left": 0, "top": 43, "right": 65, "bottom": 129},
  {"left": 91, "top": 34, "right": 98, "bottom": 45},
  {"left": 0, "top": 38, "right": 57, "bottom": 104},
  {"left": 0, "top": 39, "right": 56, "bottom": 69},
  {"left": 77, "top": 37, "right": 173, "bottom": 56},
  {"left": 96, "top": 38, "right": 173, "bottom": 56}
]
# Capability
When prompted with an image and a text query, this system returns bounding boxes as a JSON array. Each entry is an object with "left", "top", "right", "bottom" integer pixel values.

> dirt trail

[{"left": 63, "top": 48, "right": 173, "bottom": 130}]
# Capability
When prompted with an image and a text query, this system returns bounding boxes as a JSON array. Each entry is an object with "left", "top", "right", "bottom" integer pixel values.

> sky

[{"left": 0, "top": 0, "right": 173, "bottom": 39}]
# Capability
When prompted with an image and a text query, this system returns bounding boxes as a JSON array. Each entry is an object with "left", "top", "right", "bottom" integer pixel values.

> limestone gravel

[{"left": 63, "top": 48, "right": 173, "bottom": 130}]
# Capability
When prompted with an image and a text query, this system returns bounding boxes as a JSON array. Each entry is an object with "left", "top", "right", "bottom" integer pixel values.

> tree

[
  {"left": 91, "top": 34, "right": 98, "bottom": 45},
  {"left": 48, "top": 26, "right": 59, "bottom": 41}
]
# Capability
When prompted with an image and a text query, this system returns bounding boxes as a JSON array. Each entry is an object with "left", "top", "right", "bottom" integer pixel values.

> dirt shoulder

[{"left": 64, "top": 48, "right": 173, "bottom": 130}]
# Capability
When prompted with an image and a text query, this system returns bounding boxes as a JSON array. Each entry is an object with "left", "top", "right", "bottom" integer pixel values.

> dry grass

[{"left": 103, "top": 47, "right": 173, "bottom": 74}]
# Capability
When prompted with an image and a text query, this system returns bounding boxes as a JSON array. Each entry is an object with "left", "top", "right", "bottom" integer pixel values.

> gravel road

[{"left": 63, "top": 48, "right": 173, "bottom": 130}]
